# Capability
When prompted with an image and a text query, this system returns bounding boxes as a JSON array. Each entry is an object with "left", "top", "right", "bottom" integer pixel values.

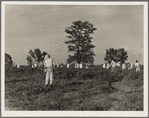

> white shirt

[
  {"left": 103, "top": 64, "right": 106, "bottom": 68},
  {"left": 135, "top": 63, "right": 139, "bottom": 67},
  {"left": 122, "top": 64, "right": 126, "bottom": 69},
  {"left": 117, "top": 62, "right": 120, "bottom": 66},
  {"left": 135, "top": 62, "right": 140, "bottom": 71},
  {"left": 44, "top": 58, "right": 55, "bottom": 68},
  {"left": 131, "top": 63, "right": 133, "bottom": 68},
  {"left": 77, "top": 63, "right": 80, "bottom": 68},
  {"left": 34, "top": 63, "right": 37, "bottom": 67},
  {"left": 17, "top": 64, "right": 20, "bottom": 68},
  {"left": 106, "top": 63, "right": 111, "bottom": 69},
  {"left": 80, "top": 63, "right": 83, "bottom": 68},
  {"left": 67, "top": 64, "right": 70, "bottom": 68},
  {"left": 111, "top": 60, "right": 116, "bottom": 68}
]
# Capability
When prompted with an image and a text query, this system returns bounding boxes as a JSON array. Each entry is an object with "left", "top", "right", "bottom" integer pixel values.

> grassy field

[{"left": 5, "top": 65, "right": 143, "bottom": 111}]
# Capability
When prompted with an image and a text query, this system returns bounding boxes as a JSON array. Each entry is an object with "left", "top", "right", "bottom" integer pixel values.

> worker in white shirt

[
  {"left": 117, "top": 62, "right": 121, "bottom": 67},
  {"left": 80, "top": 62, "right": 83, "bottom": 68},
  {"left": 135, "top": 60, "right": 140, "bottom": 72},
  {"left": 106, "top": 61, "right": 111, "bottom": 69},
  {"left": 34, "top": 63, "right": 37, "bottom": 67},
  {"left": 131, "top": 63, "right": 133, "bottom": 69},
  {"left": 17, "top": 64, "right": 20, "bottom": 68},
  {"left": 67, "top": 63, "right": 70, "bottom": 68},
  {"left": 103, "top": 63, "right": 106, "bottom": 68},
  {"left": 77, "top": 63, "right": 80, "bottom": 68},
  {"left": 122, "top": 63, "right": 126, "bottom": 70},
  {"left": 44, "top": 54, "right": 55, "bottom": 88},
  {"left": 111, "top": 60, "right": 116, "bottom": 72}
]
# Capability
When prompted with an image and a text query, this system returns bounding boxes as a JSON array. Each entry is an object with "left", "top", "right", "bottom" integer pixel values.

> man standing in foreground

[{"left": 44, "top": 54, "right": 55, "bottom": 88}]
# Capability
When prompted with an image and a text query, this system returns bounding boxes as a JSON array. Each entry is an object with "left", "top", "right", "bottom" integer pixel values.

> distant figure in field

[
  {"left": 77, "top": 63, "right": 80, "bottom": 68},
  {"left": 106, "top": 61, "right": 111, "bottom": 69},
  {"left": 86, "top": 66, "right": 88, "bottom": 69},
  {"left": 127, "top": 63, "right": 131, "bottom": 70},
  {"left": 122, "top": 63, "right": 126, "bottom": 70},
  {"left": 131, "top": 63, "right": 133, "bottom": 69},
  {"left": 111, "top": 60, "right": 116, "bottom": 72},
  {"left": 80, "top": 62, "right": 83, "bottom": 68},
  {"left": 17, "top": 64, "right": 20, "bottom": 68},
  {"left": 103, "top": 63, "right": 106, "bottom": 68},
  {"left": 135, "top": 60, "right": 140, "bottom": 72},
  {"left": 44, "top": 54, "right": 55, "bottom": 88},
  {"left": 75, "top": 64, "right": 77, "bottom": 68},
  {"left": 128, "top": 63, "right": 133, "bottom": 70},
  {"left": 67, "top": 63, "right": 69, "bottom": 68},
  {"left": 116, "top": 62, "right": 121, "bottom": 67},
  {"left": 34, "top": 63, "right": 37, "bottom": 67},
  {"left": 106, "top": 63, "right": 110, "bottom": 69}
]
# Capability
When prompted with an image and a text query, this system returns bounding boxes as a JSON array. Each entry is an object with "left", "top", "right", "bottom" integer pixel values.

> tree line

[
  {"left": 64, "top": 20, "right": 128, "bottom": 65},
  {"left": 5, "top": 20, "right": 128, "bottom": 67}
]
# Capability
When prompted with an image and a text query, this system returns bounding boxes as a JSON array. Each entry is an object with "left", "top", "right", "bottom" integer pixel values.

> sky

[{"left": 5, "top": 5, "right": 144, "bottom": 65}]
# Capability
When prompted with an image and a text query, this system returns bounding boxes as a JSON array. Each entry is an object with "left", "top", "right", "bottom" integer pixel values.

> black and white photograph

[{"left": 1, "top": 1, "right": 148, "bottom": 117}]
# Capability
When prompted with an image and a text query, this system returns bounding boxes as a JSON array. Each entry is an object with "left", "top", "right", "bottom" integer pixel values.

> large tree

[
  {"left": 26, "top": 48, "right": 47, "bottom": 66},
  {"left": 64, "top": 20, "right": 97, "bottom": 65},
  {"left": 104, "top": 48, "right": 128, "bottom": 64},
  {"left": 26, "top": 55, "right": 32, "bottom": 66},
  {"left": 5, "top": 53, "right": 14, "bottom": 74},
  {"left": 5, "top": 53, "right": 13, "bottom": 65},
  {"left": 116, "top": 48, "right": 128, "bottom": 64}
]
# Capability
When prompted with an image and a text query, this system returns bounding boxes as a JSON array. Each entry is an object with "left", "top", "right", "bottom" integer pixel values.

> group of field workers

[
  {"left": 43, "top": 53, "right": 141, "bottom": 88},
  {"left": 103, "top": 59, "right": 140, "bottom": 72}
]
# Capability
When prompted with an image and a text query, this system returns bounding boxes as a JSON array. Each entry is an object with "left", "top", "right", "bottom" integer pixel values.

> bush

[
  {"left": 126, "top": 69, "right": 143, "bottom": 86},
  {"left": 5, "top": 65, "right": 14, "bottom": 76}
]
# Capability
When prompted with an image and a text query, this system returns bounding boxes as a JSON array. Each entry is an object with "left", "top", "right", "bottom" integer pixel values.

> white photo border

[{"left": 1, "top": 1, "right": 148, "bottom": 117}]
